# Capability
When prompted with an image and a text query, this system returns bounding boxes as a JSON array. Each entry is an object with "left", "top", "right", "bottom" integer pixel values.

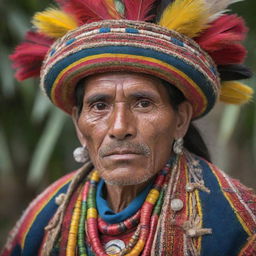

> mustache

[{"left": 99, "top": 141, "right": 151, "bottom": 157}]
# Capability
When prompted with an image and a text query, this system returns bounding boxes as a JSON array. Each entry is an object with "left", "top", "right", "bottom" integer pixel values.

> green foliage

[{"left": 0, "top": 0, "right": 79, "bottom": 189}]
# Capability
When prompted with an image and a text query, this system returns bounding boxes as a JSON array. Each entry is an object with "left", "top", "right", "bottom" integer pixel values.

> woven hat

[{"left": 11, "top": 0, "right": 253, "bottom": 119}]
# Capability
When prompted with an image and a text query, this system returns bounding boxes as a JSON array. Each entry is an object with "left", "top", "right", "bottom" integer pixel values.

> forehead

[{"left": 82, "top": 72, "right": 169, "bottom": 100}]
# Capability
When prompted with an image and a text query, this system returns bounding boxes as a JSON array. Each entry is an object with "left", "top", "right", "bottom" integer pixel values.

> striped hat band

[{"left": 41, "top": 20, "right": 220, "bottom": 118}]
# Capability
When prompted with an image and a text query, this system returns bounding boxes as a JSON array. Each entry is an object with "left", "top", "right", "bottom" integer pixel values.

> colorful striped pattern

[
  {"left": 1, "top": 157, "right": 255, "bottom": 256},
  {"left": 41, "top": 20, "right": 220, "bottom": 119},
  {"left": 239, "top": 234, "right": 256, "bottom": 256},
  {"left": 199, "top": 159, "right": 255, "bottom": 256},
  {"left": 210, "top": 165, "right": 256, "bottom": 236},
  {"left": 151, "top": 154, "right": 256, "bottom": 256},
  {"left": 1, "top": 172, "right": 76, "bottom": 256}
]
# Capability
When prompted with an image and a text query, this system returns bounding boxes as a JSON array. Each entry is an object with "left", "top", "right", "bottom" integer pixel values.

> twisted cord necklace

[{"left": 66, "top": 160, "right": 173, "bottom": 256}]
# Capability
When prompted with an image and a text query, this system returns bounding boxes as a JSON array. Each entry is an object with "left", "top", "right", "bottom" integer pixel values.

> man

[{"left": 1, "top": 0, "right": 256, "bottom": 255}]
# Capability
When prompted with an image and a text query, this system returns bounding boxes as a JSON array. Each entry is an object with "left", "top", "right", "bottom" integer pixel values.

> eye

[
  {"left": 91, "top": 102, "right": 108, "bottom": 111},
  {"left": 136, "top": 100, "right": 152, "bottom": 108}
]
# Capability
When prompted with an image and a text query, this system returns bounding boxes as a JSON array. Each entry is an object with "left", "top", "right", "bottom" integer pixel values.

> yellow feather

[
  {"left": 220, "top": 81, "right": 254, "bottom": 104},
  {"left": 158, "top": 0, "right": 209, "bottom": 38},
  {"left": 32, "top": 8, "right": 78, "bottom": 38}
]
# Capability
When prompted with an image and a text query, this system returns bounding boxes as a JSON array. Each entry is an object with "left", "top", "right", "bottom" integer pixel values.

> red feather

[
  {"left": 10, "top": 31, "right": 53, "bottom": 81},
  {"left": 61, "top": 0, "right": 113, "bottom": 25},
  {"left": 124, "top": 0, "right": 157, "bottom": 21},
  {"left": 103, "top": 0, "right": 122, "bottom": 19},
  {"left": 196, "top": 14, "right": 247, "bottom": 64},
  {"left": 210, "top": 44, "right": 246, "bottom": 65}
]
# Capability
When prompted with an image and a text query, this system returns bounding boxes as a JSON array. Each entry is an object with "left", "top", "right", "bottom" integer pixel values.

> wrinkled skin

[{"left": 73, "top": 72, "right": 192, "bottom": 212}]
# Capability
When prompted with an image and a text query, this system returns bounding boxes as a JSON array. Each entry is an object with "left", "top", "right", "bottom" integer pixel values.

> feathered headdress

[{"left": 10, "top": 0, "right": 253, "bottom": 118}]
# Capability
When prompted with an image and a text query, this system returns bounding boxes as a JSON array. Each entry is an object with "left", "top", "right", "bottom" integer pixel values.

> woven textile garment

[{"left": 1, "top": 153, "right": 256, "bottom": 256}]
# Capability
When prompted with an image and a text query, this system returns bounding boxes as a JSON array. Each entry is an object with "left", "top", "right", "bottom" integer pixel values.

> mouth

[
  {"left": 103, "top": 152, "right": 142, "bottom": 161},
  {"left": 104, "top": 150, "right": 141, "bottom": 157},
  {"left": 99, "top": 142, "right": 151, "bottom": 159}
]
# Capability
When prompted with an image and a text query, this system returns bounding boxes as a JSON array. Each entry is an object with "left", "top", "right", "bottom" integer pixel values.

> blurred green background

[{"left": 0, "top": 0, "right": 255, "bottom": 247}]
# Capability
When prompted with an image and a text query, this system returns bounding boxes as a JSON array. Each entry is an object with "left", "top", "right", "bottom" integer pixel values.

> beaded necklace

[
  {"left": 66, "top": 161, "right": 172, "bottom": 256},
  {"left": 98, "top": 210, "right": 141, "bottom": 236}
]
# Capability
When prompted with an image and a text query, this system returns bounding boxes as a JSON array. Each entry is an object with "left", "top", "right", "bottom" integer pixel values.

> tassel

[
  {"left": 220, "top": 81, "right": 254, "bottom": 104},
  {"left": 196, "top": 14, "right": 247, "bottom": 65},
  {"left": 158, "top": 0, "right": 209, "bottom": 38},
  {"left": 10, "top": 31, "right": 53, "bottom": 81},
  {"left": 32, "top": 8, "right": 78, "bottom": 38},
  {"left": 204, "top": 0, "right": 244, "bottom": 22},
  {"left": 61, "top": 0, "right": 113, "bottom": 25},
  {"left": 124, "top": 0, "right": 158, "bottom": 21},
  {"left": 218, "top": 64, "right": 253, "bottom": 81}
]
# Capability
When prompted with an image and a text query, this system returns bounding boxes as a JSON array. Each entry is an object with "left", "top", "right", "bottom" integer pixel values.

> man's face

[{"left": 75, "top": 72, "right": 184, "bottom": 185}]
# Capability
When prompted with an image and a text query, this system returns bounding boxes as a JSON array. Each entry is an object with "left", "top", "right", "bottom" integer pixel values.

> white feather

[{"left": 205, "top": 0, "right": 244, "bottom": 22}]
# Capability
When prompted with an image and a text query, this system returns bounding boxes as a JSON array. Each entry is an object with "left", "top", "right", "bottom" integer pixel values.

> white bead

[
  {"left": 187, "top": 229, "right": 197, "bottom": 237},
  {"left": 105, "top": 239, "right": 125, "bottom": 254},
  {"left": 171, "top": 198, "right": 184, "bottom": 212},
  {"left": 55, "top": 193, "right": 66, "bottom": 205},
  {"left": 186, "top": 183, "right": 195, "bottom": 192}
]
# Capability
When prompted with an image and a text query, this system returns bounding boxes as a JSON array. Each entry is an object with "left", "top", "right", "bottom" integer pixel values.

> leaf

[
  {"left": 31, "top": 90, "right": 52, "bottom": 123},
  {"left": 27, "top": 108, "right": 67, "bottom": 186},
  {"left": 7, "top": 8, "right": 30, "bottom": 40},
  {"left": 218, "top": 105, "right": 240, "bottom": 145},
  {"left": 217, "top": 105, "right": 240, "bottom": 169},
  {"left": 0, "top": 128, "right": 13, "bottom": 174},
  {"left": 0, "top": 46, "right": 15, "bottom": 98}
]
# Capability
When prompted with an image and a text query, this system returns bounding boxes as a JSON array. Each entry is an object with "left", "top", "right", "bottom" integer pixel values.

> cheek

[
  {"left": 140, "top": 111, "right": 177, "bottom": 166},
  {"left": 78, "top": 116, "right": 108, "bottom": 153}
]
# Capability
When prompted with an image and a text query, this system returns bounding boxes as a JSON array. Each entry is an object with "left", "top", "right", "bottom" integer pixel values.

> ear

[
  {"left": 174, "top": 101, "right": 193, "bottom": 139},
  {"left": 72, "top": 106, "right": 87, "bottom": 146}
]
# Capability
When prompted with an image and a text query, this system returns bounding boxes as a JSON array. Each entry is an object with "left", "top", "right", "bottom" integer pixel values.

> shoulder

[
  {"left": 197, "top": 157, "right": 256, "bottom": 254},
  {"left": 1, "top": 171, "right": 77, "bottom": 256},
  {"left": 200, "top": 157, "right": 256, "bottom": 220}
]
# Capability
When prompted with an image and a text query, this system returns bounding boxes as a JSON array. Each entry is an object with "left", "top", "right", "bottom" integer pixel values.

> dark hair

[
  {"left": 162, "top": 80, "right": 211, "bottom": 162},
  {"left": 75, "top": 78, "right": 86, "bottom": 115},
  {"left": 75, "top": 77, "right": 211, "bottom": 162}
]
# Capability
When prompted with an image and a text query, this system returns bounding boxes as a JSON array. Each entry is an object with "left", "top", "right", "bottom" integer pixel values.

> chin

[{"left": 99, "top": 167, "right": 154, "bottom": 186}]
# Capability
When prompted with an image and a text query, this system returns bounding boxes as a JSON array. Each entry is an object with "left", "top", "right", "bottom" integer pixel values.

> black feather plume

[
  {"left": 155, "top": 0, "right": 175, "bottom": 22},
  {"left": 218, "top": 64, "right": 253, "bottom": 81}
]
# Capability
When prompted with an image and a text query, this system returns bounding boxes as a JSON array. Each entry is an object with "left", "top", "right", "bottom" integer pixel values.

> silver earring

[
  {"left": 73, "top": 146, "right": 89, "bottom": 163},
  {"left": 173, "top": 138, "right": 184, "bottom": 155}
]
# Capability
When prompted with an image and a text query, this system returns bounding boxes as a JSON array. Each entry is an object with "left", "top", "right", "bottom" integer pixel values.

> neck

[{"left": 105, "top": 181, "right": 149, "bottom": 213}]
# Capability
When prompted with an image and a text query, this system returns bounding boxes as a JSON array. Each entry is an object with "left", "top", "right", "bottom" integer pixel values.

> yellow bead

[
  {"left": 126, "top": 240, "right": 145, "bottom": 256},
  {"left": 151, "top": 189, "right": 160, "bottom": 197},
  {"left": 66, "top": 193, "right": 82, "bottom": 256},
  {"left": 66, "top": 248, "right": 75, "bottom": 256},
  {"left": 87, "top": 208, "right": 98, "bottom": 219},
  {"left": 146, "top": 189, "right": 159, "bottom": 204},
  {"left": 91, "top": 170, "right": 100, "bottom": 182}
]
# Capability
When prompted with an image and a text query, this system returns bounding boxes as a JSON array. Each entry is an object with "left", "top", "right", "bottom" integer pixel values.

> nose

[{"left": 108, "top": 103, "right": 136, "bottom": 140}]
